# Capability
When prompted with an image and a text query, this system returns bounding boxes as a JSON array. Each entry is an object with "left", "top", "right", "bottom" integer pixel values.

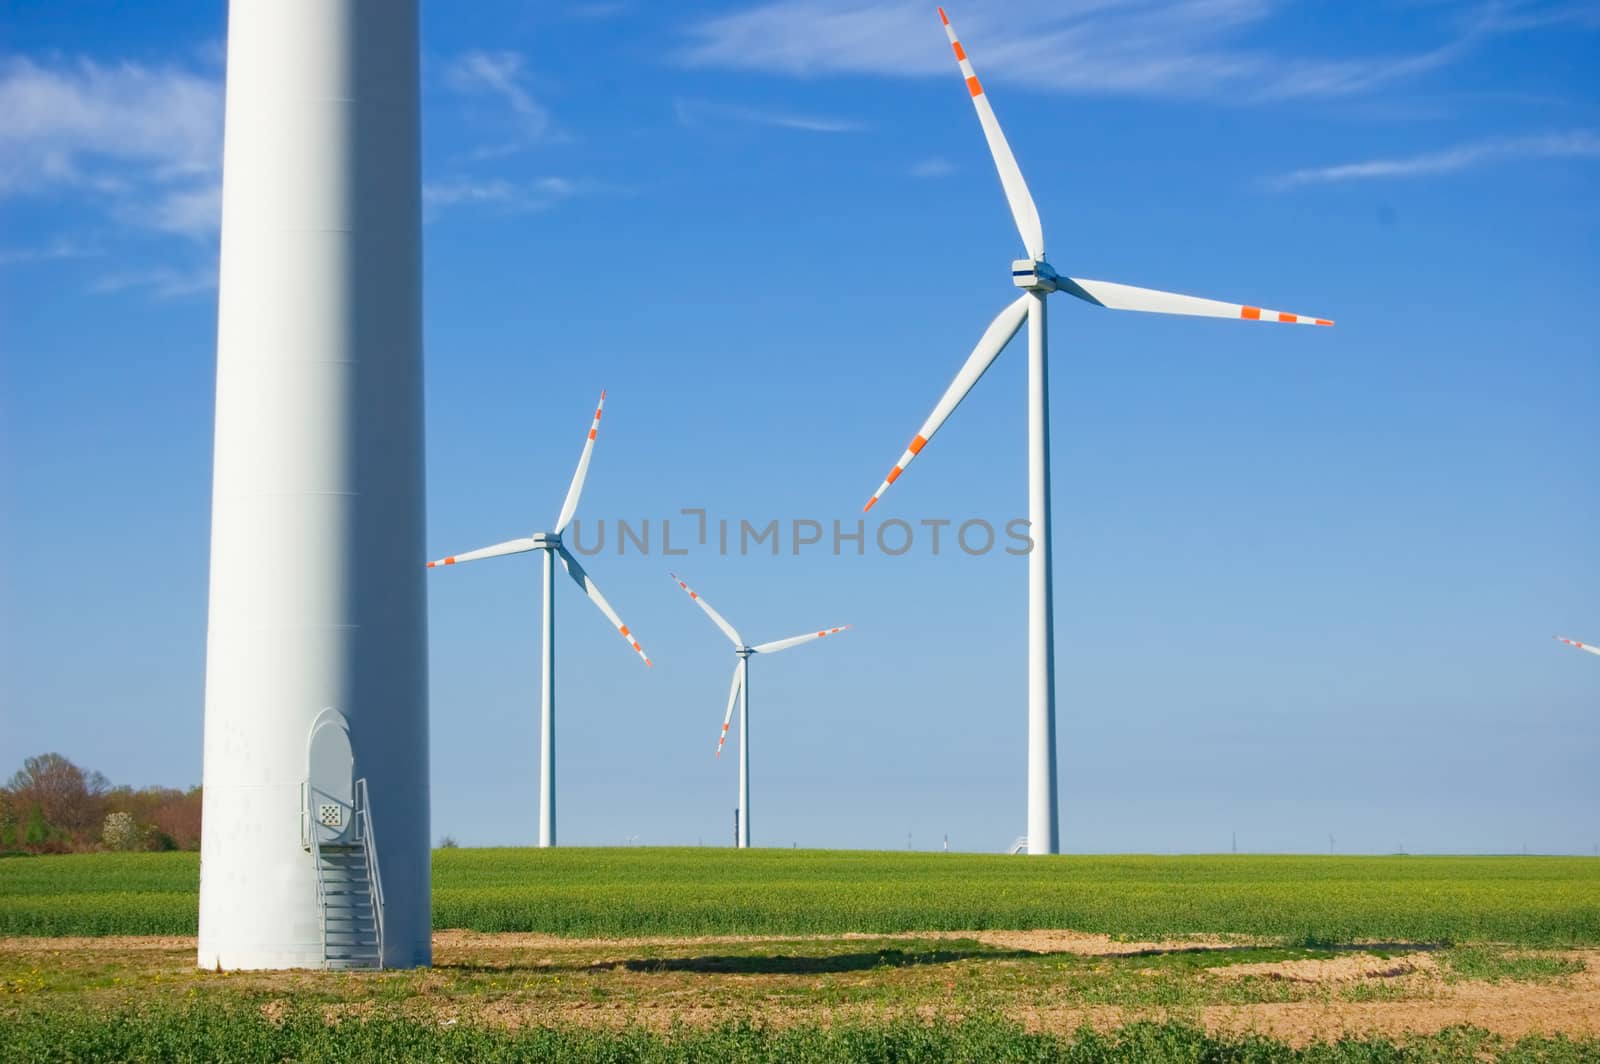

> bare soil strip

[{"left": 5, "top": 931, "right": 1597, "bottom": 1047}]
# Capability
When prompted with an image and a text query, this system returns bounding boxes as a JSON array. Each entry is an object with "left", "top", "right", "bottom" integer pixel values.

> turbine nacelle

[
  {"left": 531, "top": 531, "right": 560, "bottom": 550},
  {"left": 1012, "top": 259, "right": 1058, "bottom": 293}
]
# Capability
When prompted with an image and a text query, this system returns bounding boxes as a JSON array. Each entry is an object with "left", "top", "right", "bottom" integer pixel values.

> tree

[
  {"left": 7, "top": 753, "right": 108, "bottom": 837},
  {"left": 23, "top": 804, "right": 50, "bottom": 849},
  {"left": 3, "top": 753, "right": 202, "bottom": 853},
  {"left": 102, "top": 811, "right": 139, "bottom": 851},
  {"left": 147, "top": 787, "right": 202, "bottom": 850}
]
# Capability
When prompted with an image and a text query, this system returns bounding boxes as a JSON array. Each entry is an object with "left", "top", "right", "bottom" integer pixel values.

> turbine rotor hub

[
  {"left": 532, "top": 531, "right": 561, "bottom": 549},
  {"left": 1012, "top": 259, "right": 1058, "bottom": 293}
]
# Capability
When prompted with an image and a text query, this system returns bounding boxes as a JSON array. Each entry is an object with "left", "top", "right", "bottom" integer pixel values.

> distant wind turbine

[
  {"left": 1556, "top": 636, "right": 1600, "bottom": 658},
  {"left": 427, "top": 392, "right": 651, "bottom": 847},
  {"left": 669, "top": 572, "right": 848, "bottom": 849},
  {"left": 863, "top": 8, "right": 1333, "bottom": 855}
]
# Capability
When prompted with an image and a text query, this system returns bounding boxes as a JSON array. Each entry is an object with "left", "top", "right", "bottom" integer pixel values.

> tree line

[{"left": 1, "top": 753, "right": 200, "bottom": 854}]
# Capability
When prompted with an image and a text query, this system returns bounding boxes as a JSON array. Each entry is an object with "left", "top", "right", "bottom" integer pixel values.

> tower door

[{"left": 306, "top": 708, "right": 356, "bottom": 847}]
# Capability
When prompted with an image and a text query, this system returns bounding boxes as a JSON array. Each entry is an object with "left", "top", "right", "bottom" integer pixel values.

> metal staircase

[
  {"left": 304, "top": 778, "right": 386, "bottom": 970},
  {"left": 1007, "top": 836, "right": 1029, "bottom": 855}
]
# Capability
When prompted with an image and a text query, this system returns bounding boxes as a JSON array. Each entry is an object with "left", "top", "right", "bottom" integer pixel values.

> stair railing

[
  {"left": 353, "top": 777, "right": 385, "bottom": 966},
  {"left": 303, "top": 782, "right": 332, "bottom": 965}
]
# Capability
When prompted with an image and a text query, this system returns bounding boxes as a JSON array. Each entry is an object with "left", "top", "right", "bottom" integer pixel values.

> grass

[
  {"left": 1445, "top": 947, "right": 1587, "bottom": 984},
  {"left": 2, "top": 928, "right": 1594, "bottom": 1058},
  {"left": 3, "top": 1006, "right": 1599, "bottom": 1063},
  {"left": 3, "top": 849, "right": 1599, "bottom": 946}
]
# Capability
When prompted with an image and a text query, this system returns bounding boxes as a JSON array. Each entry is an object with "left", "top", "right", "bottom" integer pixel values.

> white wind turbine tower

[
  {"left": 1555, "top": 637, "right": 1600, "bottom": 658},
  {"left": 669, "top": 573, "right": 848, "bottom": 849},
  {"left": 428, "top": 392, "right": 651, "bottom": 847},
  {"left": 865, "top": 8, "right": 1335, "bottom": 856}
]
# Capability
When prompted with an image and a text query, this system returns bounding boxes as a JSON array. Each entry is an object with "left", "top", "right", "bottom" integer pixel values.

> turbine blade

[
  {"left": 1060, "top": 276, "right": 1334, "bottom": 326},
  {"left": 751, "top": 626, "right": 850, "bottom": 655},
  {"left": 864, "top": 295, "right": 1028, "bottom": 512},
  {"left": 1556, "top": 636, "right": 1600, "bottom": 657},
  {"left": 716, "top": 662, "right": 742, "bottom": 759},
  {"left": 556, "top": 545, "right": 652, "bottom": 666},
  {"left": 426, "top": 537, "right": 537, "bottom": 568},
  {"left": 939, "top": 8, "right": 1044, "bottom": 261},
  {"left": 668, "top": 572, "right": 744, "bottom": 648},
  {"left": 554, "top": 390, "right": 606, "bottom": 534}
]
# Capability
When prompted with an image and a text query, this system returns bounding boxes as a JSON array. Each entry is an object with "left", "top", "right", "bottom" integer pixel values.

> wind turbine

[
  {"left": 427, "top": 391, "right": 651, "bottom": 847},
  {"left": 1556, "top": 637, "right": 1600, "bottom": 658},
  {"left": 669, "top": 572, "right": 848, "bottom": 849},
  {"left": 864, "top": 8, "right": 1334, "bottom": 856}
]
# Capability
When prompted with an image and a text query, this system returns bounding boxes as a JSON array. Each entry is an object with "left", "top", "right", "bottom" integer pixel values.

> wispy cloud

[
  {"left": 679, "top": 0, "right": 1509, "bottom": 102},
  {"left": 1269, "top": 131, "right": 1600, "bottom": 188},
  {"left": 909, "top": 156, "right": 954, "bottom": 178},
  {"left": 673, "top": 97, "right": 865, "bottom": 133},
  {"left": 0, "top": 236, "right": 100, "bottom": 266},
  {"left": 423, "top": 175, "right": 589, "bottom": 215},
  {"left": 0, "top": 55, "right": 222, "bottom": 235},
  {"left": 90, "top": 264, "right": 217, "bottom": 298},
  {"left": 445, "top": 50, "right": 552, "bottom": 143},
  {"left": 1484, "top": 0, "right": 1600, "bottom": 31}
]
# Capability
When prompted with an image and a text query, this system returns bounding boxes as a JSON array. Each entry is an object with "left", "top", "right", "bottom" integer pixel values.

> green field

[
  {"left": 3, "top": 849, "right": 1597, "bottom": 945},
  {"left": 5, "top": 1008, "right": 1597, "bottom": 1064}
]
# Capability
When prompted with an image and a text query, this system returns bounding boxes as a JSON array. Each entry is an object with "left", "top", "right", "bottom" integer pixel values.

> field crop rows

[
  {"left": 3, "top": 849, "right": 1598, "bottom": 945},
  {"left": 6, "top": 1008, "right": 1599, "bottom": 1064}
]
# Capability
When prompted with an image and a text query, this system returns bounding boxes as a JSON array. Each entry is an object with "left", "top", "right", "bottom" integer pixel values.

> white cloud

[
  {"left": 424, "top": 178, "right": 522, "bottom": 207},
  {"left": 1269, "top": 131, "right": 1600, "bottom": 187},
  {"left": 445, "top": 50, "right": 551, "bottom": 141},
  {"left": 909, "top": 156, "right": 954, "bottom": 178},
  {"left": 0, "top": 236, "right": 100, "bottom": 266},
  {"left": 673, "top": 97, "right": 865, "bottom": 133},
  {"left": 0, "top": 55, "right": 222, "bottom": 235},
  {"left": 678, "top": 0, "right": 1500, "bottom": 102},
  {"left": 0, "top": 54, "right": 225, "bottom": 244},
  {"left": 91, "top": 264, "right": 217, "bottom": 298},
  {"left": 423, "top": 175, "right": 588, "bottom": 215},
  {"left": 133, "top": 182, "right": 223, "bottom": 238}
]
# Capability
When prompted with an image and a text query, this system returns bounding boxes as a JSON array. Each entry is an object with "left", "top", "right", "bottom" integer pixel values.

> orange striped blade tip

[
  {"left": 938, "top": 7, "right": 949, "bottom": 25},
  {"left": 1241, "top": 305, "right": 1334, "bottom": 326}
]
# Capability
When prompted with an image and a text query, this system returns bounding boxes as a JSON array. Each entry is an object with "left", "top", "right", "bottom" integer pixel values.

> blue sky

[{"left": 1, "top": 0, "right": 1596, "bottom": 854}]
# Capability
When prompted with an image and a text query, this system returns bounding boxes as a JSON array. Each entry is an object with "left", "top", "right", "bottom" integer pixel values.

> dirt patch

[
  {"left": 973, "top": 929, "right": 1261, "bottom": 956},
  {"left": 433, "top": 928, "right": 1264, "bottom": 959},
  {"left": 6, "top": 931, "right": 1598, "bottom": 1045},
  {"left": 1201, "top": 986, "right": 1600, "bottom": 1047},
  {"left": 1209, "top": 952, "right": 1438, "bottom": 983}
]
